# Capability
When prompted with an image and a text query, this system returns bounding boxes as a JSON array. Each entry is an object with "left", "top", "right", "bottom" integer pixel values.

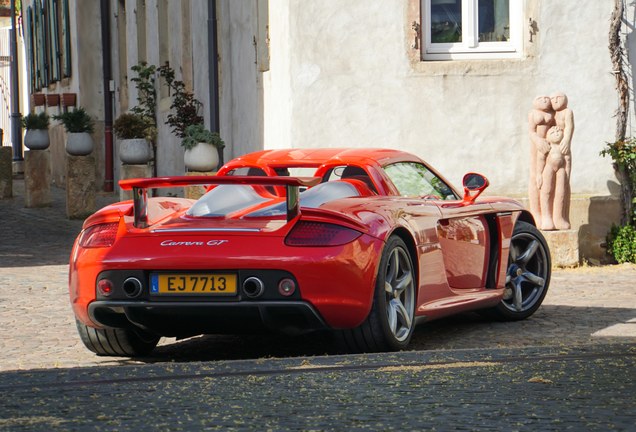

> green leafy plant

[
  {"left": 113, "top": 112, "right": 153, "bottom": 140},
  {"left": 53, "top": 107, "right": 94, "bottom": 133},
  {"left": 130, "top": 62, "right": 157, "bottom": 130},
  {"left": 601, "top": 138, "right": 635, "bottom": 261},
  {"left": 606, "top": 224, "right": 636, "bottom": 263},
  {"left": 601, "top": 138, "right": 636, "bottom": 225},
  {"left": 21, "top": 112, "right": 49, "bottom": 130},
  {"left": 157, "top": 62, "right": 203, "bottom": 138},
  {"left": 181, "top": 124, "right": 224, "bottom": 150}
]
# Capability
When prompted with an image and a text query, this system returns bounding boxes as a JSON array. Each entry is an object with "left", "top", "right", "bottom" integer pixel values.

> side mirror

[{"left": 462, "top": 173, "right": 489, "bottom": 204}]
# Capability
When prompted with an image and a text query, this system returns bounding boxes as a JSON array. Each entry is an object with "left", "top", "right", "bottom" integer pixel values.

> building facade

[
  {"left": 262, "top": 0, "right": 630, "bottom": 263},
  {"left": 19, "top": 0, "right": 267, "bottom": 189}
]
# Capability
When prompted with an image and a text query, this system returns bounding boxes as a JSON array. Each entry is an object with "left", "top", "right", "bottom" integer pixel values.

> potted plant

[
  {"left": 158, "top": 63, "right": 203, "bottom": 139},
  {"left": 53, "top": 107, "right": 95, "bottom": 156},
  {"left": 21, "top": 112, "right": 50, "bottom": 150},
  {"left": 182, "top": 123, "right": 224, "bottom": 172},
  {"left": 113, "top": 112, "right": 153, "bottom": 164}
]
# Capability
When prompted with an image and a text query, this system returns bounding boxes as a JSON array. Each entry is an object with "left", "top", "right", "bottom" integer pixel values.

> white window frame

[{"left": 423, "top": 0, "right": 523, "bottom": 61}]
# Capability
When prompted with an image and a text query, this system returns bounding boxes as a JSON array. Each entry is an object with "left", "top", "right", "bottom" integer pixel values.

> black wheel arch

[
  {"left": 516, "top": 210, "right": 537, "bottom": 227},
  {"left": 388, "top": 227, "right": 419, "bottom": 291}
]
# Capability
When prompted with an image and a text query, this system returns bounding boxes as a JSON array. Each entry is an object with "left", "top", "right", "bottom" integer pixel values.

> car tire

[
  {"left": 76, "top": 320, "right": 160, "bottom": 357},
  {"left": 482, "top": 220, "right": 551, "bottom": 321},
  {"left": 338, "top": 236, "right": 416, "bottom": 352}
]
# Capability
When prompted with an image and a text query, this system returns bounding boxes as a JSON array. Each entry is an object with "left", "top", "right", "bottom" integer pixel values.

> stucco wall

[
  {"left": 265, "top": 0, "right": 619, "bottom": 197},
  {"left": 218, "top": 0, "right": 264, "bottom": 162},
  {"left": 112, "top": 0, "right": 263, "bottom": 180}
]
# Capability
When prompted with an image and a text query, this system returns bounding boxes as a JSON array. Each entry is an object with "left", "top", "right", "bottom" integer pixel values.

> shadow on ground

[{"left": 117, "top": 304, "right": 636, "bottom": 365}]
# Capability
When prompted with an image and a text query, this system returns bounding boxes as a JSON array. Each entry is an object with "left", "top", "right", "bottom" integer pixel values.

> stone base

[
  {"left": 66, "top": 155, "right": 96, "bottom": 219},
  {"left": 119, "top": 164, "right": 153, "bottom": 201},
  {"left": 24, "top": 150, "right": 52, "bottom": 208},
  {"left": 0, "top": 146, "right": 11, "bottom": 199},
  {"left": 12, "top": 159, "right": 24, "bottom": 176},
  {"left": 541, "top": 229, "right": 580, "bottom": 268},
  {"left": 185, "top": 171, "right": 216, "bottom": 200},
  {"left": 517, "top": 195, "right": 620, "bottom": 265}
]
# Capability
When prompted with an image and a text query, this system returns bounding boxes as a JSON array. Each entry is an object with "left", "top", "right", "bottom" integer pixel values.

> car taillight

[
  {"left": 97, "top": 279, "right": 114, "bottom": 296},
  {"left": 79, "top": 222, "right": 119, "bottom": 248},
  {"left": 285, "top": 221, "right": 362, "bottom": 246}
]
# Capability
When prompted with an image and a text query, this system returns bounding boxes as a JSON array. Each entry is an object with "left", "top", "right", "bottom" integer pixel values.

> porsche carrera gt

[{"left": 69, "top": 148, "right": 551, "bottom": 356}]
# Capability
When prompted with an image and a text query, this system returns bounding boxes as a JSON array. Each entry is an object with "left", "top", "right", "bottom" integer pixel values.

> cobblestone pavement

[
  {"left": 1, "top": 344, "right": 635, "bottom": 431},
  {"left": 1, "top": 180, "right": 635, "bottom": 372}
]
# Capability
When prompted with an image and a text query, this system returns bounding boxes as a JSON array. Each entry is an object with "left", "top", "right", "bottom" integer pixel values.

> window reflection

[
  {"left": 431, "top": 0, "right": 462, "bottom": 43},
  {"left": 384, "top": 162, "right": 457, "bottom": 200},
  {"left": 478, "top": 0, "right": 510, "bottom": 42}
]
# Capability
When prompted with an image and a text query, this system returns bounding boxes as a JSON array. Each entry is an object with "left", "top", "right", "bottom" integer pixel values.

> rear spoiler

[{"left": 119, "top": 175, "right": 321, "bottom": 228}]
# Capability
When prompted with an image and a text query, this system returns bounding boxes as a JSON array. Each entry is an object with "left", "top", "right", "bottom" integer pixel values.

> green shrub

[
  {"left": 113, "top": 113, "right": 150, "bottom": 140},
  {"left": 53, "top": 107, "right": 94, "bottom": 133},
  {"left": 607, "top": 224, "right": 636, "bottom": 263},
  {"left": 21, "top": 112, "right": 49, "bottom": 130}
]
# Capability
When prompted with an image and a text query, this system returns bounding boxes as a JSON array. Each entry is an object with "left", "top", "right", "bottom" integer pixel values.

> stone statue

[
  {"left": 528, "top": 92, "right": 573, "bottom": 231},
  {"left": 528, "top": 95, "right": 554, "bottom": 226},
  {"left": 551, "top": 92, "right": 574, "bottom": 228}
]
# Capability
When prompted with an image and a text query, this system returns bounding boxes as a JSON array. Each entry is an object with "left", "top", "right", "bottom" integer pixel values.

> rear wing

[{"left": 119, "top": 175, "right": 321, "bottom": 228}]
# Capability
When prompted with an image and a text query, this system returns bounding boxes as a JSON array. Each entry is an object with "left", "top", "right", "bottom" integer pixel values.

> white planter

[
  {"left": 66, "top": 132, "right": 94, "bottom": 156},
  {"left": 184, "top": 143, "right": 219, "bottom": 172},
  {"left": 24, "top": 129, "right": 50, "bottom": 150},
  {"left": 119, "top": 138, "right": 152, "bottom": 164}
]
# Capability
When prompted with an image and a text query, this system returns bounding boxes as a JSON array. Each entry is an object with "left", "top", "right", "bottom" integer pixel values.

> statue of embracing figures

[{"left": 528, "top": 92, "right": 574, "bottom": 231}]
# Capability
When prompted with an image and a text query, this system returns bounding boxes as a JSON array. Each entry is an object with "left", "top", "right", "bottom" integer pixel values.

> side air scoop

[{"left": 119, "top": 175, "right": 321, "bottom": 228}]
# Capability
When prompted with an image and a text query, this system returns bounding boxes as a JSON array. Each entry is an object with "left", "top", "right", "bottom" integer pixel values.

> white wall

[
  {"left": 218, "top": 0, "right": 264, "bottom": 161},
  {"left": 265, "top": 0, "right": 619, "bottom": 196}
]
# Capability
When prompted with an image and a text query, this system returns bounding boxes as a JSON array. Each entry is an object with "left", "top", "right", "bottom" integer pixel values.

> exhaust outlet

[
  {"left": 122, "top": 277, "right": 143, "bottom": 298},
  {"left": 243, "top": 277, "right": 265, "bottom": 298}
]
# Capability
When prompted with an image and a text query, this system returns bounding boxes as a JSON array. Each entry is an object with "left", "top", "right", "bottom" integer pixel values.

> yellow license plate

[{"left": 150, "top": 273, "right": 237, "bottom": 295}]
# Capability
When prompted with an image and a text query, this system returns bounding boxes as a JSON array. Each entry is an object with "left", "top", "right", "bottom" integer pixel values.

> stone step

[{"left": 541, "top": 229, "right": 579, "bottom": 267}]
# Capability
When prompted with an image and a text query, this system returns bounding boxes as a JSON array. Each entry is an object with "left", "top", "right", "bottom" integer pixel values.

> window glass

[
  {"left": 423, "top": 0, "right": 520, "bottom": 60},
  {"left": 247, "top": 182, "right": 360, "bottom": 217},
  {"left": 478, "top": 0, "right": 509, "bottom": 42},
  {"left": 384, "top": 163, "right": 457, "bottom": 200},
  {"left": 188, "top": 185, "right": 269, "bottom": 217},
  {"left": 227, "top": 167, "right": 267, "bottom": 176},
  {"left": 431, "top": 0, "right": 462, "bottom": 43},
  {"left": 25, "top": 0, "right": 72, "bottom": 91}
]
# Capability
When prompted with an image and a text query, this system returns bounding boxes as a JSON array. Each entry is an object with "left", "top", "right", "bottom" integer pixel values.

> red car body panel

[{"left": 69, "top": 148, "right": 533, "bottom": 337}]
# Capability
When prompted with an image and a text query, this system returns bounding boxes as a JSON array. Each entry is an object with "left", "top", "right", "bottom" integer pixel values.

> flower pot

[
  {"left": 184, "top": 143, "right": 219, "bottom": 172},
  {"left": 62, "top": 93, "right": 77, "bottom": 108},
  {"left": 119, "top": 138, "right": 152, "bottom": 164},
  {"left": 46, "top": 94, "right": 60, "bottom": 107},
  {"left": 32, "top": 93, "right": 45, "bottom": 106},
  {"left": 24, "top": 129, "right": 50, "bottom": 150},
  {"left": 66, "top": 132, "right": 94, "bottom": 156}
]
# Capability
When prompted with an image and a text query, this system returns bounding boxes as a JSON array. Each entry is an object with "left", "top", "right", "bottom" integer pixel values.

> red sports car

[{"left": 69, "top": 148, "right": 550, "bottom": 356}]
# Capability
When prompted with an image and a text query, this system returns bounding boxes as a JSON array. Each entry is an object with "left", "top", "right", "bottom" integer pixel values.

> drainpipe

[
  {"left": 208, "top": 0, "right": 222, "bottom": 165},
  {"left": 101, "top": 0, "right": 114, "bottom": 192},
  {"left": 10, "top": 0, "right": 23, "bottom": 162}
]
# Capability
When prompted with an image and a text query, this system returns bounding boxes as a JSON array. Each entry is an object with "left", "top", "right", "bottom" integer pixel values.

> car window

[
  {"left": 188, "top": 185, "right": 269, "bottom": 217},
  {"left": 226, "top": 167, "right": 267, "bottom": 176},
  {"left": 323, "top": 165, "right": 377, "bottom": 192},
  {"left": 383, "top": 162, "right": 457, "bottom": 200},
  {"left": 247, "top": 181, "right": 361, "bottom": 217}
]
